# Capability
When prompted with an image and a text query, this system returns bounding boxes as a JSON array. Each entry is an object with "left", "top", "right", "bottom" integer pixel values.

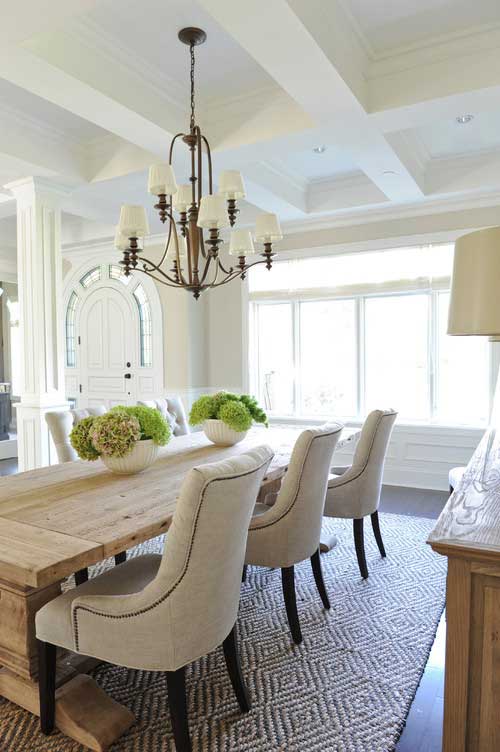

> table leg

[{"left": 0, "top": 578, "right": 134, "bottom": 751}]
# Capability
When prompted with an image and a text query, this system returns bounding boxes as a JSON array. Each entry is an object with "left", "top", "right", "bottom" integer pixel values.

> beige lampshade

[
  {"left": 255, "top": 212, "right": 282, "bottom": 242},
  {"left": 114, "top": 228, "right": 130, "bottom": 251},
  {"left": 219, "top": 170, "right": 246, "bottom": 199},
  {"left": 448, "top": 226, "right": 500, "bottom": 337},
  {"left": 197, "top": 195, "right": 229, "bottom": 229},
  {"left": 118, "top": 205, "right": 150, "bottom": 237},
  {"left": 229, "top": 229, "right": 255, "bottom": 256},
  {"left": 148, "top": 164, "right": 178, "bottom": 196},
  {"left": 173, "top": 184, "right": 192, "bottom": 213}
]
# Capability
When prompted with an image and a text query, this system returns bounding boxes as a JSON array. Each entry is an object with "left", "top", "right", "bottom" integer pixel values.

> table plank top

[
  {"left": 0, "top": 425, "right": 359, "bottom": 588},
  {"left": 428, "top": 423, "right": 500, "bottom": 558}
]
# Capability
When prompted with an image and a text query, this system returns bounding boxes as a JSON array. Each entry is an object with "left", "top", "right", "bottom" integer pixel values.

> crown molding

[
  {"left": 282, "top": 188, "right": 500, "bottom": 235},
  {"left": 368, "top": 23, "right": 500, "bottom": 79},
  {"left": 259, "top": 158, "right": 309, "bottom": 195},
  {"left": 67, "top": 17, "right": 187, "bottom": 115},
  {"left": 0, "top": 101, "right": 86, "bottom": 152}
]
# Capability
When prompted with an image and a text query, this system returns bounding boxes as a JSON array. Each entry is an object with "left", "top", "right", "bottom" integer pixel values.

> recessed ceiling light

[
  {"left": 383, "top": 170, "right": 398, "bottom": 176},
  {"left": 456, "top": 114, "right": 474, "bottom": 125},
  {"left": 313, "top": 145, "right": 327, "bottom": 154}
]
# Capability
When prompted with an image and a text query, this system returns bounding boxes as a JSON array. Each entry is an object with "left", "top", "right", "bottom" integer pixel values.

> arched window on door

[{"left": 64, "top": 265, "right": 154, "bottom": 370}]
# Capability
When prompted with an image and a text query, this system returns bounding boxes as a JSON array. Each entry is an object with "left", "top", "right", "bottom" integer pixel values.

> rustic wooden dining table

[{"left": 0, "top": 424, "right": 359, "bottom": 751}]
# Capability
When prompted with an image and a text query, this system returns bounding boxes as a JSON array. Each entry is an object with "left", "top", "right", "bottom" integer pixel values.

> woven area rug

[{"left": 0, "top": 513, "right": 446, "bottom": 752}]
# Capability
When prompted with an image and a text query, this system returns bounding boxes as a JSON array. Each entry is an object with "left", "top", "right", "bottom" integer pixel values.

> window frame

[{"left": 249, "top": 260, "right": 493, "bottom": 428}]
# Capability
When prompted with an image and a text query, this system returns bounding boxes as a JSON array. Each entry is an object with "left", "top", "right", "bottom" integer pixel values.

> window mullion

[
  {"left": 293, "top": 301, "right": 300, "bottom": 417},
  {"left": 358, "top": 297, "right": 365, "bottom": 420},
  {"left": 430, "top": 291, "right": 438, "bottom": 421}
]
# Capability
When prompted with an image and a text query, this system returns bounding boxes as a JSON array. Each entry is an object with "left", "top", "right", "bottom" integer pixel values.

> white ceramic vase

[
  {"left": 101, "top": 439, "right": 159, "bottom": 475},
  {"left": 203, "top": 419, "right": 248, "bottom": 447}
]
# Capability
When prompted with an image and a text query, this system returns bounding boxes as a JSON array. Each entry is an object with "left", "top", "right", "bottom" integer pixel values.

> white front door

[{"left": 78, "top": 286, "right": 137, "bottom": 408}]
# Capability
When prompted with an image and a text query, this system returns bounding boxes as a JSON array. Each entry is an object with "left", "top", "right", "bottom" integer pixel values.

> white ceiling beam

[
  {"left": 0, "top": 47, "right": 174, "bottom": 158},
  {"left": 244, "top": 162, "right": 307, "bottom": 214},
  {"left": 198, "top": 0, "right": 425, "bottom": 202}
]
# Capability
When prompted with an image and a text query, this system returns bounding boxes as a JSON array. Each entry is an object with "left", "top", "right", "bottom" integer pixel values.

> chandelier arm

[
  {"left": 217, "top": 257, "right": 233, "bottom": 275},
  {"left": 138, "top": 256, "right": 180, "bottom": 286},
  {"left": 199, "top": 229, "right": 208, "bottom": 260},
  {"left": 199, "top": 253, "right": 216, "bottom": 286},
  {"left": 169, "top": 133, "right": 186, "bottom": 164},
  {"left": 200, "top": 135, "right": 213, "bottom": 194},
  {"left": 142, "top": 218, "right": 173, "bottom": 273},
  {"left": 138, "top": 266, "right": 186, "bottom": 288}
]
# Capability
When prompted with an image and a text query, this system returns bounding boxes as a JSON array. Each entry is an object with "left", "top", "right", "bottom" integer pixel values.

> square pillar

[{"left": 6, "top": 177, "right": 69, "bottom": 470}]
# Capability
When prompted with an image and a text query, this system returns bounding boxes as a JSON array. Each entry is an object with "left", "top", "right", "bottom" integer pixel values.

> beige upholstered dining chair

[
  {"left": 45, "top": 405, "right": 124, "bottom": 582},
  {"left": 323, "top": 409, "right": 397, "bottom": 579},
  {"left": 45, "top": 406, "right": 107, "bottom": 463},
  {"left": 138, "top": 395, "right": 190, "bottom": 435},
  {"left": 244, "top": 423, "right": 343, "bottom": 644},
  {"left": 36, "top": 445, "right": 274, "bottom": 752}
]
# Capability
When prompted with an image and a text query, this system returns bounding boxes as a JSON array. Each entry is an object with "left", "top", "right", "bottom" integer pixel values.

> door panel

[{"left": 78, "top": 287, "right": 137, "bottom": 409}]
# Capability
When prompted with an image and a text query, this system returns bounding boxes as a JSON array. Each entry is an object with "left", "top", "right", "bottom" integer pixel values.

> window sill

[{"left": 269, "top": 415, "right": 487, "bottom": 434}]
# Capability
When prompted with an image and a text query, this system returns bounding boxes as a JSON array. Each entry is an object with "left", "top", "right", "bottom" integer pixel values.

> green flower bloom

[
  {"left": 90, "top": 412, "right": 141, "bottom": 458},
  {"left": 70, "top": 416, "right": 100, "bottom": 461},
  {"left": 218, "top": 400, "right": 253, "bottom": 432},
  {"left": 189, "top": 395, "right": 217, "bottom": 425},
  {"left": 110, "top": 405, "right": 171, "bottom": 446}
]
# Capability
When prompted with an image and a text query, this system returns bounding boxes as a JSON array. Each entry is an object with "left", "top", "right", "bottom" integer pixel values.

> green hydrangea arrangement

[
  {"left": 189, "top": 391, "right": 268, "bottom": 432},
  {"left": 90, "top": 412, "right": 142, "bottom": 458},
  {"left": 70, "top": 416, "right": 100, "bottom": 461},
  {"left": 109, "top": 405, "right": 171, "bottom": 446}
]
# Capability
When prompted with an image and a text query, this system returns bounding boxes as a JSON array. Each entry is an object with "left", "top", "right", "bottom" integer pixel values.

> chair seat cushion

[
  {"left": 36, "top": 554, "right": 161, "bottom": 650},
  {"left": 449, "top": 466, "right": 466, "bottom": 490}
]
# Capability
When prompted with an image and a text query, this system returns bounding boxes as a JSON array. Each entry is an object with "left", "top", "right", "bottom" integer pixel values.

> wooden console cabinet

[{"left": 428, "top": 427, "right": 500, "bottom": 751}]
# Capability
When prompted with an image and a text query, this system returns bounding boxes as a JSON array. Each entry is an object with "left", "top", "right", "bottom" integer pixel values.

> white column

[{"left": 6, "top": 177, "right": 69, "bottom": 471}]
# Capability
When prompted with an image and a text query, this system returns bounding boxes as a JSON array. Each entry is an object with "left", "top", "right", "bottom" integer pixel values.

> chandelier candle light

[{"left": 116, "top": 27, "right": 283, "bottom": 299}]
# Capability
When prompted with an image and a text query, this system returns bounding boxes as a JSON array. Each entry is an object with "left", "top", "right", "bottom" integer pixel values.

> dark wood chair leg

[
  {"left": 449, "top": 484, "right": 454, "bottom": 496},
  {"left": 371, "top": 511, "right": 386, "bottom": 558},
  {"left": 281, "top": 566, "right": 302, "bottom": 644},
  {"left": 38, "top": 640, "right": 56, "bottom": 735},
  {"left": 114, "top": 551, "right": 127, "bottom": 566},
  {"left": 353, "top": 518, "right": 369, "bottom": 579},
  {"left": 74, "top": 568, "right": 88, "bottom": 586},
  {"left": 166, "top": 666, "right": 191, "bottom": 752},
  {"left": 310, "top": 548, "right": 330, "bottom": 609},
  {"left": 241, "top": 564, "right": 248, "bottom": 583},
  {"left": 223, "top": 625, "right": 251, "bottom": 713}
]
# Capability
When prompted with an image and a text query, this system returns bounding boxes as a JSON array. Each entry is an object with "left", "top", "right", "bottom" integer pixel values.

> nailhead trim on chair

[
  {"left": 72, "top": 456, "right": 272, "bottom": 651},
  {"left": 327, "top": 411, "right": 396, "bottom": 491},
  {"left": 249, "top": 427, "right": 343, "bottom": 533}
]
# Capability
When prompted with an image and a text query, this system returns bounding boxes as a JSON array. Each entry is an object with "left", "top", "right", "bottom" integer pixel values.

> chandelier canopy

[{"left": 116, "top": 26, "right": 282, "bottom": 299}]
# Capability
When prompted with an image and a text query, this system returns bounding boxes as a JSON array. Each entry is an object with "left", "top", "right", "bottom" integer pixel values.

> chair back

[
  {"left": 45, "top": 406, "right": 106, "bottom": 463},
  {"left": 138, "top": 444, "right": 274, "bottom": 669},
  {"left": 138, "top": 395, "right": 189, "bottom": 436},
  {"left": 328, "top": 409, "right": 397, "bottom": 518},
  {"left": 247, "top": 424, "right": 342, "bottom": 568},
  {"left": 351, "top": 409, "right": 397, "bottom": 491}
]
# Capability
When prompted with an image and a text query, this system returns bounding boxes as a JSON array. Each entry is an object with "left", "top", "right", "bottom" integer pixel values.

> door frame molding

[{"left": 63, "top": 249, "right": 164, "bottom": 406}]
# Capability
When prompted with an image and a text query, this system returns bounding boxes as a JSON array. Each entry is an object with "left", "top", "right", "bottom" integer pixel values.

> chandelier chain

[{"left": 190, "top": 42, "right": 196, "bottom": 133}]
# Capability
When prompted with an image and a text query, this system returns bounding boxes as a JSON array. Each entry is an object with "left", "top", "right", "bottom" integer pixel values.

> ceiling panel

[
  {"left": 343, "top": 0, "right": 500, "bottom": 55},
  {"left": 272, "top": 146, "right": 359, "bottom": 182},
  {"left": 414, "top": 110, "right": 500, "bottom": 158}
]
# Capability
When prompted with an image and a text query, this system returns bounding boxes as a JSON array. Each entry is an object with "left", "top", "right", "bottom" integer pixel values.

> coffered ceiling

[{"left": 1, "top": 0, "right": 500, "bottom": 245}]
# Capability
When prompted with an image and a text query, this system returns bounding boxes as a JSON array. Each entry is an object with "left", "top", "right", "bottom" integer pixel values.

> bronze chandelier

[{"left": 116, "top": 27, "right": 283, "bottom": 299}]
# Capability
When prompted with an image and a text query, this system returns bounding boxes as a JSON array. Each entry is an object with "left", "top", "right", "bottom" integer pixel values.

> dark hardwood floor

[
  {"left": 0, "top": 458, "right": 448, "bottom": 751},
  {"left": 379, "top": 485, "right": 448, "bottom": 752}
]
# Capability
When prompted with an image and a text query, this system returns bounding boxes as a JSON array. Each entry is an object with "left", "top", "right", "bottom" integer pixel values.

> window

[
  {"left": 109, "top": 264, "right": 131, "bottom": 285},
  {"left": 133, "top": 284, "right": 153, "bottom": 367},
  {"left": 80, "top": 267, "right": 101, "bottom": 288},
  {"left": 249, "top": 245, "right": 491, "bottom": 426},
  {"left": 65, "top": 291, "right": 79, "bottom": 367},
  {"left": 364, "top": 295, "right": 430, "bottom": 420},
  {"left": 299, "top": 299, "right": 357, "bottom": 416}
]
